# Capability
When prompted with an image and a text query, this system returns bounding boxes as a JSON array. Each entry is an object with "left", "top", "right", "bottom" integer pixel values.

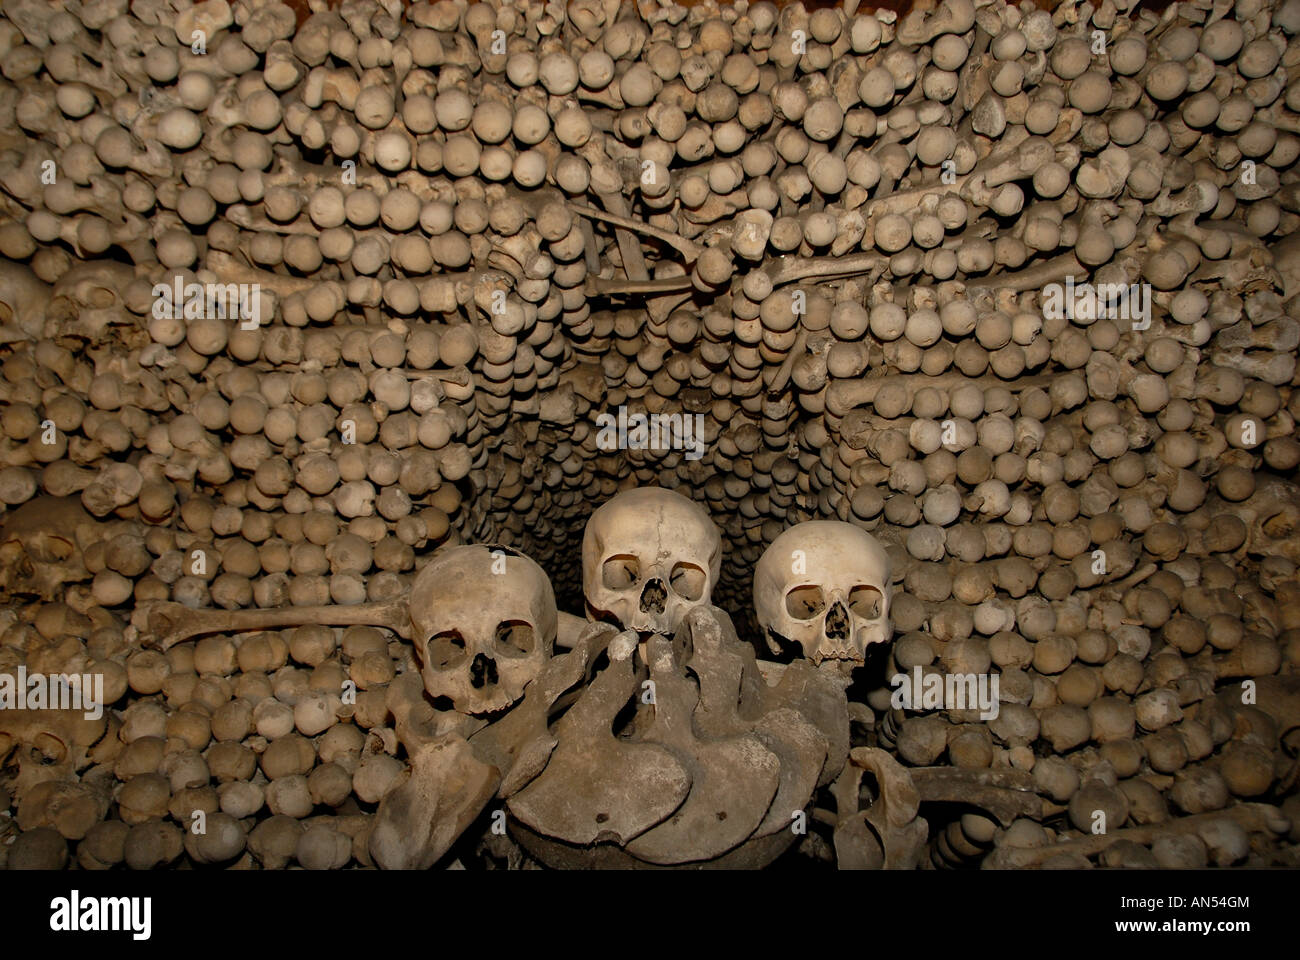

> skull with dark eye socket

[
  {"left": 754, "top": 521, "right": 892, "bottom": 665},
  {"left": 410, "top": 544, "right": 556, "bottom": 715},
  {"left": 582, "top": 487, "right": 721, "bottom": 635},
  {"left": 0, "top": 496, "right": 94, "bottom": 601},
  {"left": 46, "top": 261, "right": 134, "bottom": 340}
]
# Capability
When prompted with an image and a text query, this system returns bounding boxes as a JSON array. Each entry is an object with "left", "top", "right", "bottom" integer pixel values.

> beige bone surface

[
  {"left": 983, "top": 804, "right": 1290, "bottom": 869},
  {"left": 135, "top": 598, "right": 589, "bottom": 651}
]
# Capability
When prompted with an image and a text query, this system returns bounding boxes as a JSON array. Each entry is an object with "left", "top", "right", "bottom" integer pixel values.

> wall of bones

[{"left": 0, "top": 0, "right": 1299, "bottom": 871}]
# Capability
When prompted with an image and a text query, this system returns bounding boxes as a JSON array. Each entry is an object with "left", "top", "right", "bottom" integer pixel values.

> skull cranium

[
  {"left": 0, "top": 496, "right": 96, "bottom": 601},
  {"left": 753, "top": 521, "right": 892, "bottom": 664},
  {"left": 581, "top": 487, "right": 722, "bottom": 635},
  {"left": 0, "top": 707, "right": 107, "bottom": 802},
  {"left": 1229, "top": 476, "right": 1300, "bottom": 563},
  {"left": 0, "top": 259, "right": 51, "bottom": 342},
  {"left": 410, "top": 544, "right": 556, "bottom": 715},
  {"left": 46, "top": 262, "right": 135, "bottom": 340}
]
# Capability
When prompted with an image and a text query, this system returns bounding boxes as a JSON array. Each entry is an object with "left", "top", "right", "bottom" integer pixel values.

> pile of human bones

[{"left": 1, "top": 0, "right": 1299, "bottom": 870}]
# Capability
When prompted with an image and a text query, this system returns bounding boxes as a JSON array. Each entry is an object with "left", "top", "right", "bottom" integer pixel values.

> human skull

[
  {"left": 1215, "top": 476, "right": 1300, "bottom": 563},
  {"left": 753, "top": 521, "right": 892, "bottom": 664},
  {"left": 0, "top": 496, "right": 95, "bottom": 601},
  {"left": 46, "top": 262, "right": 134, "bottom": 340},
  {"left": 581, "top": 487, "right": 722, "bottom": 634},
  {"left": 0, "top": 260, "right": 51, "bottom": 341},
  {"left": 409, "top": 544, "right": 556, "bottom": 715},
  {"left": 0, "top": 707, "right": 107, "bottom": 802}
]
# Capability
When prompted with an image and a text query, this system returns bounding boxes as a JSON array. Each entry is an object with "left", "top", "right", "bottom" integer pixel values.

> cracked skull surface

[
  {"left": 411, "top": 544, "right": 556, "bottom": 715},
  {"left": 0, "top": 496, "right": 95, "bottom": 600},
  {"left": 581, "top": 486, "right": 722, "bottom": 634},
  {"left": 753, "top": 520, "right": 892, "bottom": 664},
  {"left": 0, "top": 0, "right": 1299, "bottom": 877}
]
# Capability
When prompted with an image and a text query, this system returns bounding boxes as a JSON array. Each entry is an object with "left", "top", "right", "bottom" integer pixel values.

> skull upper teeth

[
  {"left": 409, "top": 544, "right": 556, "bottom": 715},
  {"left": 582, "top": 487, "right": 722, "bottom": 635},
  {"left": 754, "top": 521, "right": 893, "bottom": 665}
]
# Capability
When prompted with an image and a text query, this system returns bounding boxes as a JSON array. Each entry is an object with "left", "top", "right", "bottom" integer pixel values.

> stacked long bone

[{"left": 1, "top": 0, "right": 1300, "bottom": 869}]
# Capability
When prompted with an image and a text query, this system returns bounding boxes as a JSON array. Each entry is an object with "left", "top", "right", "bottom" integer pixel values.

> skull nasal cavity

[
  {"left": 825, "top": 601, "right": 851, "bottom": 640},
  {"left": 470, "top": 653, "right": 499, "bottom": 689},
  {"left": 639, "top": 578, "right": 667, "bottom": 614}
]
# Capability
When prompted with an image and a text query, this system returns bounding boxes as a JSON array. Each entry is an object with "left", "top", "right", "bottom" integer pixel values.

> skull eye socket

[
  {"left": 495, "top": 620, "right": 536, "bottom": 657},
  {"left": 669, "top": 562, "right": 706, "bottom": 601},
  {"left": 1262, "top": 510, "right": 1295, "bottom": 537},
  {"left": 848, "top": 585, "right": 884, "bottom": 620},
  {"left": 426, "top": 631, "right": 467, "bottom": 670},
  {"left": 785, "top": 585, "right": 826, "bottom": 621},
  {"left": 602, "top": 555, "right": 640, "bottom": 590},
  {"left": 33, "top": 733, "right": 67, "bottom": 764},
  {"left": 28, "top": 535, "right": 75, "bottom": 564}
]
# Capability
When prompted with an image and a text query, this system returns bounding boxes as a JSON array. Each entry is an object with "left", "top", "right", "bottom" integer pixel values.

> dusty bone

[
  {"left": 367, "top": 733, "right": 499, "bottom": 870},
  {"left": 585, "top": 273, "right": 695, "bottom": 296},
  {"left": 983, "top": 803, "right": 1289, "bottom": 868},
  {"left": 622, "top": 634, "right": 781, "bottom": 864},
  {"left": 865, "top": 138, "right": 1053, "bottom": 219},
  {"left": 829, "top": 747, "right": 928, "bottom": 870},
  {"left": 753, "top": 520, "right": 891, "bottom": 664},
  {"left": 908, "top": 767, "right": 1045, "bottom": 826},
  {"left": 507, "top": 604, "right": 850, "bottom": 867},
  {"left": 370, "top": 621, "right": 619, "bottom": 869},
  {"left": 962, "top": 252, "right": 1085, "bottom": 294},
  {"left": 0, "top": 496, "right": 95, "bottom": 600},
  {"left": 826, "top": 372, "right": 1055, "bottom": 419},
  {"left": 582, "top": 486, "right": 722, "bottom": 636},
  {"left": 137, "top": 596, "right": 589, "bottom": 652},
  {"left": 682, "top": 604, "right": 838, "bottom": 832},
  {"left": 467, "top": 621, "right": 619, "bottom": 798},
  {"left": 0, "top": 259, "right": 53, "bottom": 341},
  {"left": 598, "top": 189, "right": 649, "bottom": 284},
  {"left": 408, "top": 544, "right": 557, "bottom": 715},
  {"left": 567, "top": 202, "right": 702, "bottom": 261},
  {"left": 764, "top": 251, "right": 888, "bottom": 287},
  {"left": 508, "top": 630, "right": 692, "bottom": 846},
  {"left": 1210, "top": 350, "right": 1296, "bottom": 386},
  {"left": 136, "top": 597, "right": 411, "bottom": 648},
  {"left": 0, "top": 707, "right": 108, "bottom": 804},
  {"left": 44, "top": 261, "right": 137, "bottom": 340}
]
